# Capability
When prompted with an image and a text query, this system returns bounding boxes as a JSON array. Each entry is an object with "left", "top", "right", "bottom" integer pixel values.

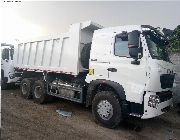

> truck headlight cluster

[
  {"left": 148, "top": 95, "right": 160, "bottom": 108},
  {"left": 9, "top": 74, "right": 15, "bottom": 79}
]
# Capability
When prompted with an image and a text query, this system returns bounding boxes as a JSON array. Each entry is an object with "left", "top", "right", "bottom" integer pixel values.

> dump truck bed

[{"left": 14, "top": 21, "right": 103, "bottom": 75}]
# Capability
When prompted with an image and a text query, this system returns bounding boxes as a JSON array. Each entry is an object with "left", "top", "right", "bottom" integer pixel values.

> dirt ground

[{"left": 1, "top": 88, "right": 180, "bottom": 140}]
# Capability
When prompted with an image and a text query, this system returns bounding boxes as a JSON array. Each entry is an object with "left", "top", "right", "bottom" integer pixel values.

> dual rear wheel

[{"left": 20, "top": 79, "right": 51, "bottom": 104}]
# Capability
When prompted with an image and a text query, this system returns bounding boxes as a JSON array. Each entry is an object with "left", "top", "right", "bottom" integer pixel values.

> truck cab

[
  {"left": 86, "top": 25, "right": 174, "bottom": 120},
  {"left": 1, "top": 43, "right": 18, "bottom": 89}
]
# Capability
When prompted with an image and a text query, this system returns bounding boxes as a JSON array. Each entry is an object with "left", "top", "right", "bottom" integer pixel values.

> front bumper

[
  {"left": 7, "top": 76, "right": 20, "bottom": 83},
  {"left": 141, "top": 91, "right": 173, "bottom": 119}
]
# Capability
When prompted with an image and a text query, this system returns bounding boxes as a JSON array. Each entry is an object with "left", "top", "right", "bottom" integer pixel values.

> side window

[
  {"left": 2, "top": 48, "right": 9, "bottom": 60},
  {"left": 2, "top": 49, "right": 6, "bottom": 60},
  {"left": 114, "top": 34, "right": 129, "bottom": 57}
]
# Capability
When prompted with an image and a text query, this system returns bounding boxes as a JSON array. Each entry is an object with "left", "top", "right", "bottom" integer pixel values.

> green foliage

[{"left": 166, "top": 25, "right": 180, "bottom": 54}]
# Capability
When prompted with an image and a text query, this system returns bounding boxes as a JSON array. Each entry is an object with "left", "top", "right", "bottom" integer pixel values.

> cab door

[
  {"left": 108, "top": 32, "right": 147, "bottom": 103},
  {"left": 1, "top": 48, "right": 12, "bottom": 79},
  {"left": 1, "top": 48, "right": 10, "bottom": 69}
]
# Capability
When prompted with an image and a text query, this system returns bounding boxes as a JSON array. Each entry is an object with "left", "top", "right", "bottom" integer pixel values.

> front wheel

[{"left": 92, "top": 91, "right": 123, "bottom": 128}]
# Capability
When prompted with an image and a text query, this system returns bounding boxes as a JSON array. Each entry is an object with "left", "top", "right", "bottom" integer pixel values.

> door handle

[
  {"left": 91, "top": 59, "right": 97, "bottom": 61},
  {"left": 107, "top": 68, "right": 117, "bottom": 72}
]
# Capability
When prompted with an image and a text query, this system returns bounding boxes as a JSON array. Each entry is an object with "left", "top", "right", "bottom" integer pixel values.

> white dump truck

[
  {"left": 1, "top": 43, "right": 19, "bottom": 89},
  {"left": 14, "top": 21, "right": 175, "bottom": 128}
]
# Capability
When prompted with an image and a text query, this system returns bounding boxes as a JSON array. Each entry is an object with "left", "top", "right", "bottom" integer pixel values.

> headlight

[
  {"left": 9, "top": 74, "right": 15, "bottom": 79},
  {"left": 148, "top": 95, "right": 160, "bottom": 108}
]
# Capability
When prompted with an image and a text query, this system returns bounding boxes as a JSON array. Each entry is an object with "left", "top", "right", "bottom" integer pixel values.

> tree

[{"left": 165, "top": 25, "right": 180, "bottom": 53}]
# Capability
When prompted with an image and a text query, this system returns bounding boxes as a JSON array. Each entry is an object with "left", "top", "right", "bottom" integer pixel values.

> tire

[
  {"left": 1, "top": 71, "right": 8, "bottom": 90},
  {"left": 1, "top": 77, "right": 8, "bottom": 90},
  {"left": 81, "top": 43, "right": 91, "bottom": 69},
  {"left": 33, "top": 80, "right": 49, "bottom": 104},
  {"left": 92, "top": 91, "right": 122, "bottom": 128},
  {"left": 20, "top": 78, "right": 33, "bottom": 99}
]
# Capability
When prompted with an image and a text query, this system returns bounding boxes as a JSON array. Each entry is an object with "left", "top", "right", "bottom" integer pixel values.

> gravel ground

[{"left": 1, "top": 88, "right": 180, "bottom": 140}]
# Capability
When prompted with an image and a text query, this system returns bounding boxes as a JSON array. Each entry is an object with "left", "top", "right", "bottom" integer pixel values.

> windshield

[{"left": 145, "top": 31, "right": 169, "bottom": 62}]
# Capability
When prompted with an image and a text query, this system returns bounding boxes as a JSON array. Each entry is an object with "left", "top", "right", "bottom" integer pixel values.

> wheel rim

[
  {"left": 22, "top": 83, "right": 28, "bottom": 95},
  {"left": 97, "top": 100, "right": 113, "bottom": 120},
  {"left": 34, "top": 86, "right": 42, "bottom": 99}
]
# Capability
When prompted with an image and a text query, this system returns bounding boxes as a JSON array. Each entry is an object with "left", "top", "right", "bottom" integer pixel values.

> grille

[
  {"left": 160, "top": 74, "right": 175, "bottom": 89},
  {"left": 156, "top": 91, "right": 173, "bottom": 102},
  {"left": 15, "top": 72, "right": 22, "bottom": 77}
]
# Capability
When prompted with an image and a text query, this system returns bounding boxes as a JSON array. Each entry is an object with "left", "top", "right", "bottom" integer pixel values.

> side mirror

[
  {"left": 2, "top": 48, "right": 10, "bottom": 60},
  {"left": 128, "top": 30, "right": 140, "bottom": 60},
  {"left": 129, "top": 47, "right": 139, "bottom": 59},
  {"left": 5, "top": 59, "right": 9, "bottom": 62}
]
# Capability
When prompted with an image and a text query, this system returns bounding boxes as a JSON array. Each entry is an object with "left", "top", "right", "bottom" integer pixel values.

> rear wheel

[
  {"left": 33, "top": 80, "right": 49, "bottom": 104},
  {"left": 92, "top": 91, "right": 123, "bottom": 128},
  {"left": 20, "top": 78, "right": 33, "bottom": 99}
]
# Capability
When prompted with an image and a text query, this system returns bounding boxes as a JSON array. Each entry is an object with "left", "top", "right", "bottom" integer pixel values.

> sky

[{"left": 0, "top": 1, "right": 180, "bottom": 44}]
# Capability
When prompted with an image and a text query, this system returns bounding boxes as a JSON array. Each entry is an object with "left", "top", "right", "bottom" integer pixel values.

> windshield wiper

[{"left": 152, "top": 55, "right": 161, "bottom": 59}]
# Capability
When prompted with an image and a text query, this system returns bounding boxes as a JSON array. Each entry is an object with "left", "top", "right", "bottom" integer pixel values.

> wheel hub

[
  {"left": 97, "top": 100, "right": 113, "bottom": 120},
  {"left": 34, "top": 86, "right": 42, "bottom": 99}
]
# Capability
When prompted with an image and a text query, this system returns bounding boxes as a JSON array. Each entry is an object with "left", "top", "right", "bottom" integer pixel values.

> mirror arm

[{"left": 131, "top": 59, "right": 140, "bottom": 65}]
